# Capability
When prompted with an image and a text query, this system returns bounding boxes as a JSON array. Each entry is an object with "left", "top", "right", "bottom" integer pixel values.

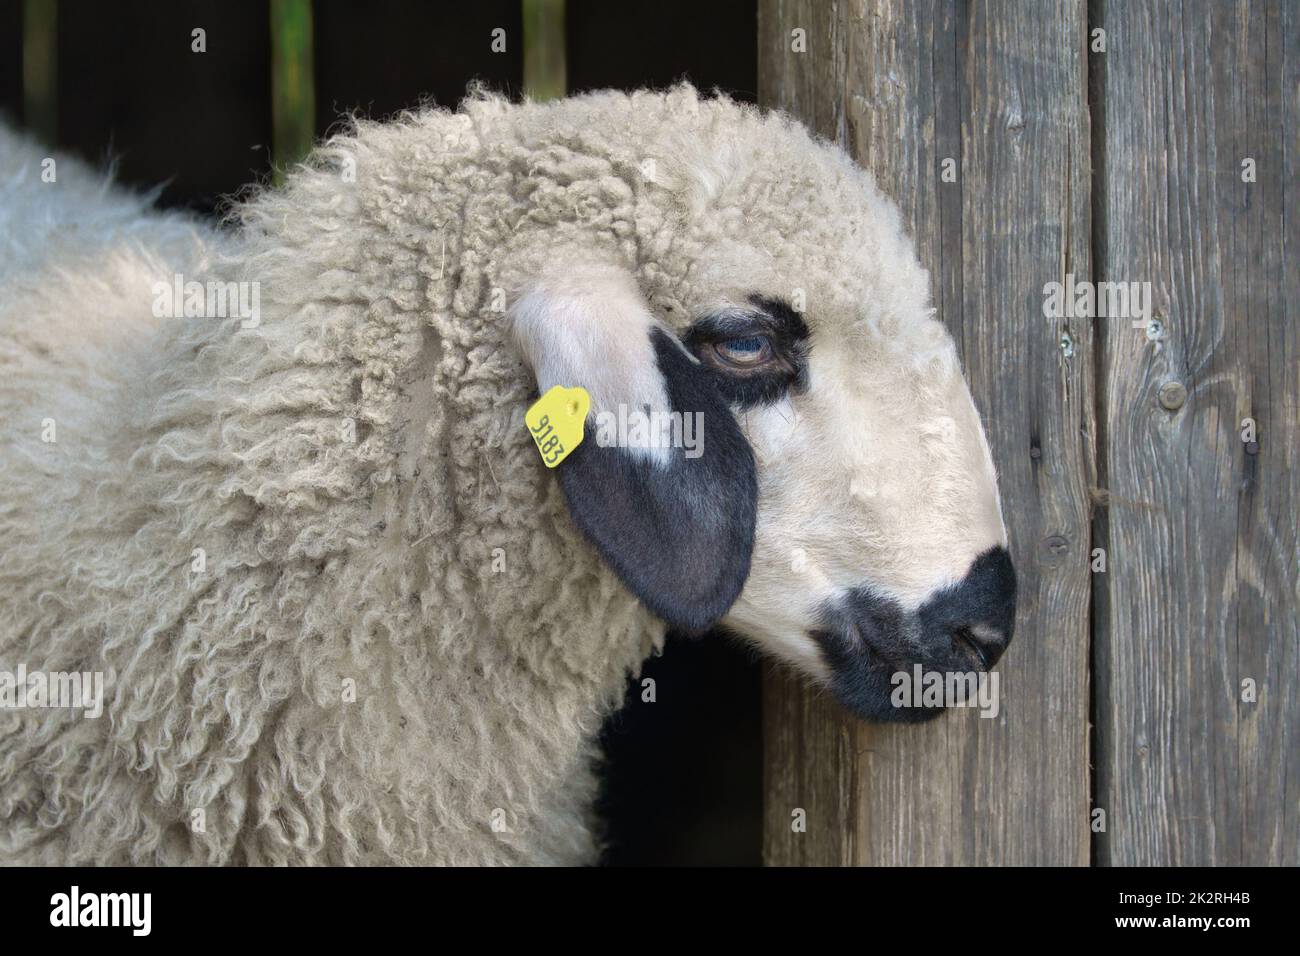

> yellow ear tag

[{"left": 525, "top": 385, "right": 590, "bottom": 468}]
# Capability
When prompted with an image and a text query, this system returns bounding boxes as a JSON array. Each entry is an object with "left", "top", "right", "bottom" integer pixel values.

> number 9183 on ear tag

[{"left": 526, "top": 385, "right": 590, "bottom": 468}]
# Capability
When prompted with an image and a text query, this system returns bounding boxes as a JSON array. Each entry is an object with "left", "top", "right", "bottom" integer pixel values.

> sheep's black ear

[{"left": 555, "top": 329, "right": 757, "bottom": 633}]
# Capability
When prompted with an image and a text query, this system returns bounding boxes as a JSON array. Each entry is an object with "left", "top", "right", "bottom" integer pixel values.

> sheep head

[{"left": 502, "top": 87, "right": 1017, "bottom": 722}]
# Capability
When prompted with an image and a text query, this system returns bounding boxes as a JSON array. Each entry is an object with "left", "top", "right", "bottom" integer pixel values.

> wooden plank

[
  {"left": 21, "top": 0, "right": 56, "bottom": 144},
  {"left": 1096, "top": 0, "right": 1300, "bottom": 865},
  {"left": 759, "top": 0, "right": 1093, "bottom": 865},
  {"left": 270, "top": 0, "right": 316, "bottom": 182},
  {"left": 523, "top": 0, "right": 566, "bottom": 101},
  {"left": 1, "top": 0, "right": 25, "bottom": 126}
]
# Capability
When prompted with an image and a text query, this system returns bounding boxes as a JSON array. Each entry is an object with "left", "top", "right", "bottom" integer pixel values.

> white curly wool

[{"left": 0, "top": 86, "right": 965, "bottom": 864}]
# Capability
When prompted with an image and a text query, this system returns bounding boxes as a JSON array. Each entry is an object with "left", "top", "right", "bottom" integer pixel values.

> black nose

[
  {"left": 809, "top": 547, "right": 1018, "bottom": 722},
  {"left": 916, "top": 546, "right": 1017, "bottom": 669}
]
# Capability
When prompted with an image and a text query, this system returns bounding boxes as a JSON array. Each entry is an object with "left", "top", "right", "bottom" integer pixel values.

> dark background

[{"left": 0, "top": 0, "right": 760, "bottom": 866}]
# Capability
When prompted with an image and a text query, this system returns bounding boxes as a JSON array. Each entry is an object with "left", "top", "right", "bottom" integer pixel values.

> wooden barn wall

[
  {"left": 1094, "top": 0, "right": 1299, "bottom": 866},
  {"left": 759, "top": 0, "right": 1093, "bottom": 867},
  {"left": 759, "top": 0, "right": 1297, "bottom": 866}
]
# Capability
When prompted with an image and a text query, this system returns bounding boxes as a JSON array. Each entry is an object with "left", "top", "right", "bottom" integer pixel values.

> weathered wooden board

[
  {"left": 759, "top": 0, "right": 1094, "bottom": 865},
  {"left": 1095, "top": 0, "right": 1300, "bottom": 865}
]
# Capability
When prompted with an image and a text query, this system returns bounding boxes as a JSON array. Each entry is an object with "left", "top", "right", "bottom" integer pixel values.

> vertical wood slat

[
  {"left": 270, "top": 0, "right": 315, "bottom": 182},
  {"left": 1096, "top": 0, "right": 1300, "bottom": 865},
  {"left": 523, "top": 0, "right": 566, "bottom": 101},
  {"left": 21, "top": 0, "right": 56, "bottom": 145},
  {"left": 759, "top": 0, "right": 1093, "bottom": 865}
]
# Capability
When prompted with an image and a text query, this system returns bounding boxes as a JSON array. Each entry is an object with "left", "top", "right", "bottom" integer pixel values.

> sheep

[{"left": 0, "top": 85, "right": 1017, "bottom": 866}]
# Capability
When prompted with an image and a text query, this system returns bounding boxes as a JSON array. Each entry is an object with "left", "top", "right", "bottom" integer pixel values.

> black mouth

[
  {"left": 953, "top": 626, "right": 990, "bottom": 670},
  {"left": 808, "top": 548, "right": 1017, "bottom": 723}
]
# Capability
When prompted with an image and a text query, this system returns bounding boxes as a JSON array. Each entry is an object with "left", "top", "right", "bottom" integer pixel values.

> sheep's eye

[
  {"left": 712, "top": 336, "right": 772, "bottom": 368},
  {"left": 684, "top": 298, "right": 809, "bottom": 407}
]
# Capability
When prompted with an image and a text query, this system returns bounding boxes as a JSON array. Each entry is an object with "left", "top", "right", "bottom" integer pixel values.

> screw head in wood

[{"left": 1157, "top": 381, "right": 1186, "bottom": 410}]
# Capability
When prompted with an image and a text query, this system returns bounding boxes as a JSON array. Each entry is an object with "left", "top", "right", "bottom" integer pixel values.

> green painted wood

[
  {"left": 22, "top": 0, "right": 56, "bottom": 144},
  {"left": 523, "top": 0, "right": 566, "bottom": 101},
  {"left": 270, "top": 0, "right": 316, "bottom": 183}
]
